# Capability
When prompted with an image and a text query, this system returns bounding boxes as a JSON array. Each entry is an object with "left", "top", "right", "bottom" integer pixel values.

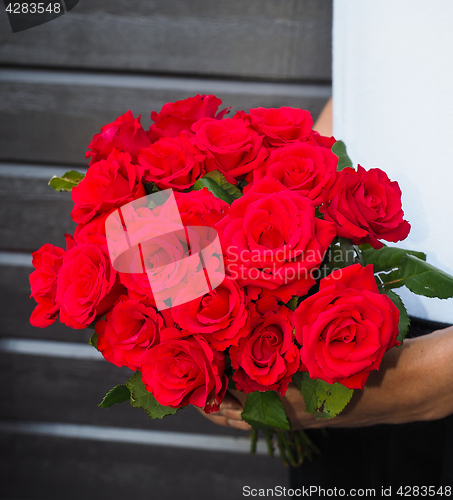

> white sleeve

[{"left": 333, "top": 0, "right": 453, "bottom": 323}]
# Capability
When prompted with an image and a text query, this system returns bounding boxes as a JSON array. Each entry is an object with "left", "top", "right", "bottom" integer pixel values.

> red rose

[
  {"left": 174, "top": 188, "right": 230, "bottom": 227},
  {"left": 74, "top": 211, "right": 110, "bottom": 245},
  {"left": 244, "top": 107, "right": 314, "bottom": 147},
  {"left": 171, "top": 275, "right": 250, "bottom": 351},
  {"left": 29, "top": 243, "right": 65, "bottom": 328},
  {"left": 56, "top": 243, "right": 122, "bottom": 329},
  {"left": 320, "top": 165, "right": 411, "bottom": 248},
  {"left": 307, "top": 132, "right": 337, "bottom": 149},
  {"left": 230, "top": 304, "right": 300, "bottom": 396},
  {"left": 138, "top": 133, "right": 205, "bottom": 191},
  {"left": 72, "top": 149, "right": 146, "bottom": 224},
  {"left": 247, "top": 142, "right": 338, "bottom": 206},
  {"left": 294, "top": 263, "right": 400, "bottom": 390},
  {"left": 149, "top": 94, "right": 229, "bottom": 141},
  {"left": 96, "top": 297, "right": 163, "bottom": 370},
  {"left": 86, "top": 110, "right": 151, "bottom": 165},
  {"left": 141, "top": 327, "right": 228, "bottom": 413},
  {"left": 191, "top": 117, "right": 268, "bottom": 183},
  {"left": 216, "top": 178, "right": 336, "bottom": 302}
]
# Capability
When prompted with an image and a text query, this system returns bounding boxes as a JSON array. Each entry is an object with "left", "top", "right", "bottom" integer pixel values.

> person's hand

[{"left": 197, "top": 389, "right": 252, "bottom": 431}]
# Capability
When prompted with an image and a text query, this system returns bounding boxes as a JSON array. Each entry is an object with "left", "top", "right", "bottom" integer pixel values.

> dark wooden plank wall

[
  {"left": 0, "top": 71, "right": 331, "bottom": 166},
  {"left": 0, "top": 1, "right": 332, "bottom": 498},
  {"left": 0, "top": 0, "right": 332, "bottom": 80}
]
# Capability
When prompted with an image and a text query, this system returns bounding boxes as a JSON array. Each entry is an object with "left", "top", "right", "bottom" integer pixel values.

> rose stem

[
  {"left": 299, "top": 430, "right": 320, "bottom": 457},
  {"left": 276, "top": 432, "right": 289, "bottom": 466},
  {"left": 264, "top": 430, "right": 274, "bottom": 458},
  {"left": 250, "top": 428, "right": 258, "bottom": 455},
  {"left": 292, "top": 431, "right": 304, "bottom": 465},
  {"left": 280, "top": 431, "right": 297, "bottom": 467}
]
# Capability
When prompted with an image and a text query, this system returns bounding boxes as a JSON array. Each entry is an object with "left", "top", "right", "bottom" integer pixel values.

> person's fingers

[
  {"left": 218, "top": 392, "right": 243, "bottom": 410},
  {"left": 218, "top": 391, "right": 252, "bottom": 429},
  {"left": 219, "top": 407, "right": 243, "bottom": 420},
  {"left": 226, "top": 418, "right": 252, "bottom": 431},
  {"left": 196, "top": 405, "right": 252, "bottom": 430},
  {"left": 217, "top": 406, "right": 252, "bottom": 430},
  {"left": 196, "top": 405, "right": 235, "bottom": 428},
  {"left": 228, "top": 388, "right": 248, "bottom": 406},
  {"left": 201, "top": 412, "right": 251, "bottom": 430},
  {"left": 195, "top": 391, "right": 252, "bottom": 430},
  {"left": 216, "top": 393, "right": 245, "bottom": 421},
  {"left": 205, "top": 413, "right": 230, "bottom": 427}
]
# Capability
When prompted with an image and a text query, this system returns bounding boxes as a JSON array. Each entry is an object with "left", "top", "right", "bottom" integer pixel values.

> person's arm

[
  {"left": 281, "top": 325, "right": 453, "bottom": 429},
  {"left": 312, "top": 97, "right": 333, "bottom": 136},
  {"left": 206, "top": 325, "right": 453, "bottom": 431}
]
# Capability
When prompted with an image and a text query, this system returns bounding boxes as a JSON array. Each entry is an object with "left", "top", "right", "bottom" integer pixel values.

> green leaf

[
  {"left": 286, "top": 296, "right": 299, "bottom": 311},
  {"left": 293, "top": 372, "right": 318, "bottom": 415},
  {"left": 143, "top": 181, "right": 160, "bottom": 195},
  {"left": 98, "top": 384, "right": 131, "bottom": 408},
  {"left": 314, "top": 207, "right": 323, "bottom": 219},
  {"left": 395, "top": 255, "right": 453, "bottom": 299},
  {"left": 383, "top": 290, "right": 410, "bottom": 343},
  {"left": 193, "top": 177, "right": 234, "bottom": 204},
  {"left": 89, "top": 332, "right": 99, "bottom": 350},
  {"left": 48, "top": 170, "right": 85, "bottom": 191},
  {"left": 241, "top": 391, "right": 291, "bottom": 430},
  {"left": 293, "top": 372, "right": 353, "bottom": 419},
  {"left": 321, "top": 382, "right": 354, "bottom": 419},
  {"left": 237, "top": 179, "right": 248, "bottom": 191},
  {"left": 331, "top": 140, "right": 353, "bottom": 171},
  {"left": 193, "top": 170, "right": 243, "bottom": 204},
  {"left": 203, "top": 170, "right": 243, "bottom": 200},
  {"left": 358, "top": 243, "right": 373, "bottom": 251},
  {"left": 362, "top": 245, "right": 426, "bottom": 273},
  {"left": 126, "top": 372, "right": 179, "bottom": 419}
]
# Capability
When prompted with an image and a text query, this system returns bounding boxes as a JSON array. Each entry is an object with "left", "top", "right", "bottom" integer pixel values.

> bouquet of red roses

[{"left": 29, "top": 94, "right": 453, "bottom": 466}]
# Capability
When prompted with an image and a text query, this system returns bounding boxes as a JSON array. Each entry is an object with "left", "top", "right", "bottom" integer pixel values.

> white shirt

[{"left": 333, "top": 0, "right": 453, "bottom": 323}]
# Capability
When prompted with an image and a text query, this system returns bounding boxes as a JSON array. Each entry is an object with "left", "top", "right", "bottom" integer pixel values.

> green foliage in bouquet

[
  {"left": 331, "top": 140, "right": 353, "bottom": 171},
  {"left": 241, "top": 392, "right": 291, "bottom": 431},
  {"left": 98, "top": 384, "right": 130, "bottom": 409},
  {"left": 127, "top": 372, "right": 179, "bottom": 419},
  {"left": 48, "top": 170, "right": 85, "bottom": 191},
  {"left": 194, "top": 171, "right": 242, "bottom": 203},
  {"left": 293, "top": 373, "right": 353, "bottom": 419},
  {"left": 98, "top": 373, "right": 179, "bottom": 419}
]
